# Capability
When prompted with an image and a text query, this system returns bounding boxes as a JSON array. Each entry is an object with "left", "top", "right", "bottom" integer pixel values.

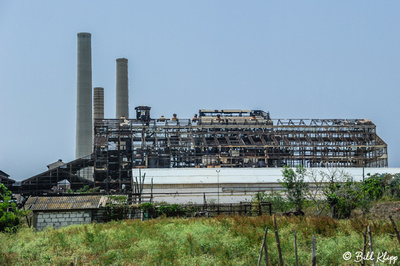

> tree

[
  {"left": 388, "top": 174, "right": 400, "bottom": 199},
  {"left": 361, "top": 173, "right": 389, "bottom": 201},
  {"left": 360, "top": 173, "right": 400, "bottom": 201},
  {"left": 320, "top": 169, "right": 350, "bottom": 218},
  {"left": 305, "top": 169, "right": 329, "bottom": 216},
  {"left": 0, "top": 183, "right": 24, "bottom": 232},
  {"left": 281, "top": 166, "right": 309, "bottom": 212},
  {"left": 322, "top": 169, "right": 368, "bottom": 219},
  {"left": 329, "top": 180, "right": 365, "bottom": 219}
]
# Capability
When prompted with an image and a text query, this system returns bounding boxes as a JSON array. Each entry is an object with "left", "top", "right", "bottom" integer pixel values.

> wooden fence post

[
  {"left": 361, "top": 226, "right": 367, "bottom": 266},
  {"left": 150, "top": 178, "right": 153, "bottom": 203},
  {"left": 294, "top": 229, "right": 299, "bottom": 266},
  {"left": 389, "top": 215, "right": 400, "bottom": 246},
  {"left": 311, "top": 235, "right": 316, "bottom": 266},
  {"left": 368, "top": 226, "right": 376, "bottom": 266},
  {"left": 258, "top": 226, "right": 269, "bottom": 266},
  {"left": 273, "top": 215, "right": 283, "bottom": 266}
]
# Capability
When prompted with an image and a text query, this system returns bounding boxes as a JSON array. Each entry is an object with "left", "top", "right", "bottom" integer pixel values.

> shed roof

[{"left": 24, "top": 195, "right": 108, "bottom": 211}]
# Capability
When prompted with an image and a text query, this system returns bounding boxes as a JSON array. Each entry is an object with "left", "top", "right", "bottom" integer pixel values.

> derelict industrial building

[{"left": 13, "top": 33, "right": 389, "bottom": 197}]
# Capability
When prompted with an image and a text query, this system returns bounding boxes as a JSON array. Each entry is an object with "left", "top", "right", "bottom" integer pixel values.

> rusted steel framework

[
  {"left": 93, "top": 112, "right": 388, "bottom": 185},
  {"left": 18, "top": 110, "right": 387, "bottom": 195},
  {"left": 16, "top": 156, "right": 94, "bottom": 195}
]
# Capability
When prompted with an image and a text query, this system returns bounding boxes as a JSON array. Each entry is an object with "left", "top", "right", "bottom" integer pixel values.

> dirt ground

[{"left": 359, "top": 201, "right": 400, "bottom": 221}]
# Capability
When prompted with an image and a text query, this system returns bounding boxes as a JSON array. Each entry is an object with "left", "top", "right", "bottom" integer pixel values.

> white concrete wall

[
  {"left": 133, "top": 167, "right": 400, "bottom": 204},
  {"left": 133, "top": 167, "right": 400, "bottom": 185},
  {"left": 35, "top": 211, "right": 91, "bottom": 230},
  {"left": 142, "top": 187, "right": 255, "bottom": 204}
]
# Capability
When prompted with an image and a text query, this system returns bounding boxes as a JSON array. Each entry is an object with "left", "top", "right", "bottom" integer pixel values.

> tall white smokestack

[
  {"left": 76, "top": 32, "right": 92, "bottom": 158},
  {"left": 116, "top": 58, "right": 129, "bottom": 118}
]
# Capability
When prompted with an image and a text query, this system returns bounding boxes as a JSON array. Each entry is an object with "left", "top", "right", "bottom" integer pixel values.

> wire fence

[{"left": 92, "top": 201, "right": 272, "bottom": 223}]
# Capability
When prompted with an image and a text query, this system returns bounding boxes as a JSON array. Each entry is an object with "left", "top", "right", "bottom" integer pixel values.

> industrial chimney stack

[
  {"left": 76, "top": 32, "right": 93, "bottom": 158},
  {"left": 93, "top": 87, "right": 104, "bottom": 120},
  {"left": 116, "top": 58, "right": 129, "bottom": 119}
]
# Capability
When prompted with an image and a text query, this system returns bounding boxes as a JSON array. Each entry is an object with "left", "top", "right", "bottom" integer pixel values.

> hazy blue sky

[{"left": 1, "top": 1, "right": 399, "bottom": 180}]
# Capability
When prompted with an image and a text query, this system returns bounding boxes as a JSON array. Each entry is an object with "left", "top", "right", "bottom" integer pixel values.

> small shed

[{"left": 24, "top": 195, "right": 108, "bottom": 230}]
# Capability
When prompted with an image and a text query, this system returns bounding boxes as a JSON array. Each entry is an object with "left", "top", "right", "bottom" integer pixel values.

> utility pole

[{"left": 216, "top": 170, "right": 221, "bottom": 204}]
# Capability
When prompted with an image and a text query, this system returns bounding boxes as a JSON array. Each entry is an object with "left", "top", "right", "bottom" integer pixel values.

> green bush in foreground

[
  {"left": 139, "top": 202, "right": 201, "bottom": 218},
  {"left": 0, "top": 215, "right": 399, "bottom": 265},
  {"left": 0, "top": 183, "right": 26, "bottom": 233}
]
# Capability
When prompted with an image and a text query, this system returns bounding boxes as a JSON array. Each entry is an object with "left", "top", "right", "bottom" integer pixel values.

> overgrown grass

[{"left": 0, "top": 215, "right": 399, "bottom": 265}]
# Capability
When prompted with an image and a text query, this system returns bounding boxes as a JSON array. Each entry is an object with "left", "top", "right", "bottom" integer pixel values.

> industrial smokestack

[
  {"left": 116, "top": 58, "right": 129, "bottom": 119},
  {"left": 93, "top": 87, "right": 104, "bottom": 120},
  {"left": 76, "top": 32, "right": 92, "bottom": 158}
]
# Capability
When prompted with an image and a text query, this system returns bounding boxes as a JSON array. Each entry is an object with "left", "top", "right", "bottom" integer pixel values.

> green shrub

[
  {"left": 157, "top": 204, "right": 186, "bottom": 217},
  {"left": 326, "top": 180, "right": 364, "bottom": 219},
  {"left": 387, "top": 174, "right": 400, "bottom": 199},
  {"left": 254, "top": 191, "right": 293, "bottom": 213},
  {"left": 0, "top": 183, "right": 24, "bottom": 232},
  {"left": 139, "top": 202, "right": 157, "bottom": 219},
  {"left": 103, "top": 205, "right": 130, "bottom": 222},
  {"left": 77, "top": 185, "right": 100, "bottom": 194},
  {"left": 139, "top": 202, "right": 200, "bottom": 218},
  {"left": 361, "top": 173, "right": 388, "bottom": 201}
]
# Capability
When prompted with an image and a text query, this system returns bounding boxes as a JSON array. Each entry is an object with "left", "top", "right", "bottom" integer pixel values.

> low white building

[{"left": 133, "top": 167, "right": 400, "bottom": 204}]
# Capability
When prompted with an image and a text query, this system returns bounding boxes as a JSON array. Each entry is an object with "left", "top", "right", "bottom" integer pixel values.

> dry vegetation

[{"left": 1, "top": 214, "right": 399, "bottom": 265}]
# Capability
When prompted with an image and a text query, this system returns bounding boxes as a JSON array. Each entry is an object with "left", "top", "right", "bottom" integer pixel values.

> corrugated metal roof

[{"left": 24, "top": 195, "right": 108, "bottom": 211}]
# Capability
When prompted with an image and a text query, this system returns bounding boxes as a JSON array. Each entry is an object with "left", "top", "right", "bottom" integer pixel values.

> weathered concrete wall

[{"left": 34, "top": 211, "right": 92, "bottom": 230}]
